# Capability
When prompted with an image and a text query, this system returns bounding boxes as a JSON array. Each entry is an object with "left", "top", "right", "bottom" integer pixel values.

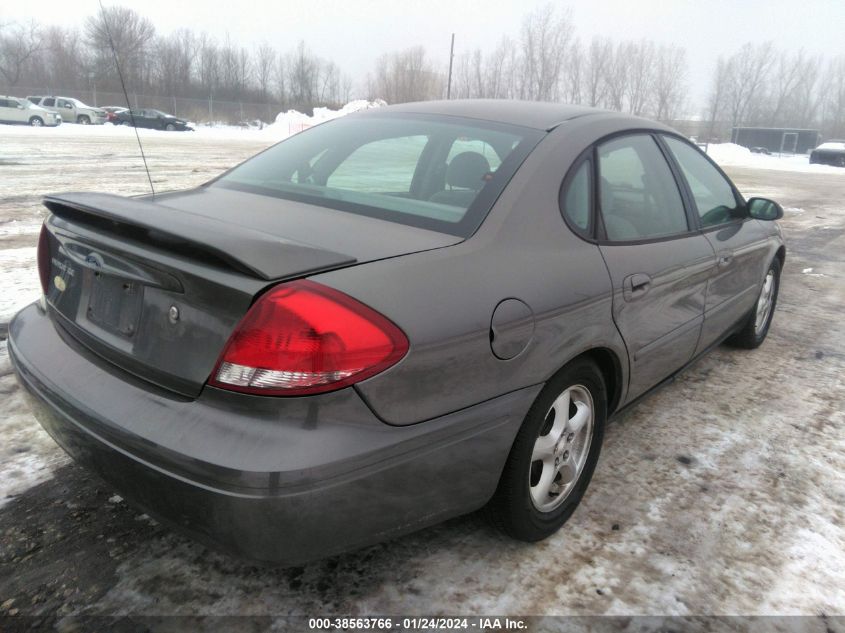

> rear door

[
  {"left": 594, "top": 134, "right": 716, "bottom": 401},
  {"left": 659, "top": 135, "right": 772, "bottom": 353}
]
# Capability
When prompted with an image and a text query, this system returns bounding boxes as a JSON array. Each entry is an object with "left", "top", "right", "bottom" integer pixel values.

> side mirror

[
  {"left": 747, "top": 197, "right": 783, "bottom": 221},
  {"left": 17, "top": 104, "right": 25, "bottom": 109},
  {"left": 64, "top": 103, "right": 73, "bottom": 109}
]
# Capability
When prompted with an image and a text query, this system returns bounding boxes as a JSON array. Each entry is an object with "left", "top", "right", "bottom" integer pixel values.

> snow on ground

[
  {"left": 0, "top": 247, "right": 38, "bottom": 324},
  {"left": 705, "top": 142, "right": 845, "bottom": 174}
]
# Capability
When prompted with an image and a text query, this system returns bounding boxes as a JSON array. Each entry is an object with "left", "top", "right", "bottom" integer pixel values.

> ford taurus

[{"left": 9, "top": 100, "right": 785, "bottom": 564}]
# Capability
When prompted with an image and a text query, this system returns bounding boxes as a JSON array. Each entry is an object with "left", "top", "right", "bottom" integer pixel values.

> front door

[
  {"left": 595, "top": 134, "right": 715, "bottom": 402},
  {"left": 659, "top": 135, "right": 773, "bottom": 353}
]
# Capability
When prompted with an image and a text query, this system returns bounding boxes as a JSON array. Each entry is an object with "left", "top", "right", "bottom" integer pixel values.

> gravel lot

[{"left": 0, "top": 128, "right": 843, "bottom": 622}]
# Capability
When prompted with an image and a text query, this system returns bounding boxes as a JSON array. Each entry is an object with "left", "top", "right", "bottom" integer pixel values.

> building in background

[{"left": 730, "top": 127, "right": 821, "bottom": 155}]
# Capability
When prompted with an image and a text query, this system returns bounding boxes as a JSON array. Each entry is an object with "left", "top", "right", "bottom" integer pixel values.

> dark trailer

[{"left": 731, "top": 127, "right": 820, "bottom": 155}]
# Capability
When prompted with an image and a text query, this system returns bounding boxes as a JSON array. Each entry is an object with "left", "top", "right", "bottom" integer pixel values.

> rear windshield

[{"left": 213, "top": 113, "right": 544, "bottom": 237}]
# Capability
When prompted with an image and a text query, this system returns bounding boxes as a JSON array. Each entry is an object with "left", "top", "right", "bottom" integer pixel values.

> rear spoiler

[{"left": 43, "top": 192, "right": 356, "bottom": 281}]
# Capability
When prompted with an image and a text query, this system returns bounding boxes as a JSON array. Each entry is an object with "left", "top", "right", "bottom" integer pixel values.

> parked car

[
  {"left": 101, "top": 106, "right": 128, "bottom": 123},
  {"left": 809, "top": 141, "right": 845, "bottom": 167},
  {"left": 0, "top": 96, "right": 61, "bottom": 127},
  {"left": 9, "top": 100, "right": 785, "bottom": 565},
  {"left": 27, "top": 96, "right": 106, "bottom": 124},
  {"left": 750, "top": 146, "right": 771, "bottom": 155},
  {"left": 113, "top": 108, "right": 192, "bottom": 131}
]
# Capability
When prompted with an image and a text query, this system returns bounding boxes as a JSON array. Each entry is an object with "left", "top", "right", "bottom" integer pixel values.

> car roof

[{"left": 357, "top": 99, "right": 628, "bottom": 131}]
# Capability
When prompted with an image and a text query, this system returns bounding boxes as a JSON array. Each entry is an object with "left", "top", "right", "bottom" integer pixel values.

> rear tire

[
  {"left": 487, "top": 358, "right": 606, "bottom": 541},
  {"left": 727, "top": 258, "right": 781, "bottom": 349},
  {"left": 28, "top": 116, "right": 44, "bottom": 127},
  {"left": 77, "top": 115, "right": 90, "bottom": 125}
]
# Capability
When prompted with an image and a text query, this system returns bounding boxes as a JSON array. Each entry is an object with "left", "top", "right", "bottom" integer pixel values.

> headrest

[{"left": 446, "top": 152, "right": 491, "bottom": 190}]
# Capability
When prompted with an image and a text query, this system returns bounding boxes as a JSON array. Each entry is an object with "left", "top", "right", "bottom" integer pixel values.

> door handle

[
  {"left": 717, "top": 251, "right": 733, "bottom": 268},
  {"left": 623, "top": 273, "right": 652, "bottom": 301}
]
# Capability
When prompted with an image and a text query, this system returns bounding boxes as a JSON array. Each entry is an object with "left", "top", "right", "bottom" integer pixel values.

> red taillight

[
  {"left": 208, "top": 280, "right": 409, "bottom": 396},
  {"left": 37, "top": 223, "right": 50, "bottom": 295}
]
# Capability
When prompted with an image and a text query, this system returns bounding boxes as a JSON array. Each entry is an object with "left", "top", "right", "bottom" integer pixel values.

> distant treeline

[{"left": 1, "top": 5, "right": 843, "bottom": 136}]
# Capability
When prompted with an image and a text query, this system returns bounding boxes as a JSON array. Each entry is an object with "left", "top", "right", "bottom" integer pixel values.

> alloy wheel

[
  {"left": 754, "top": 270, "right": 775, "bottom": 334},
  {"left": 529, "top": 385, "right": 594, "bottom": 512}
]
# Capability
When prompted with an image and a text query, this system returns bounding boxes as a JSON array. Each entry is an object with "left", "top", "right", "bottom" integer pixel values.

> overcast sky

[{"left": 4, "top": 0, "right": 842, "bottom": 111}]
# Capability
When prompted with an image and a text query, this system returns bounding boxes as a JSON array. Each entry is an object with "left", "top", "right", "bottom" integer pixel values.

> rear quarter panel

[{"left": 314, "top": 114, "right": 648, "bottom": 426}]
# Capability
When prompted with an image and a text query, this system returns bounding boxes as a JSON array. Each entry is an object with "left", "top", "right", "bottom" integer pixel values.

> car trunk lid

[{"left": 41, "top": 190, "right": 460, "bottom": 397}]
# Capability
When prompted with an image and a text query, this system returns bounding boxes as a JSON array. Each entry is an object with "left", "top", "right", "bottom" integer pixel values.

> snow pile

[
  {"left": 266, "top": 99, "right": 386, "bottom": 138},
  {"left": 705, "top": 143, "right": 845, "bottom": 174}
]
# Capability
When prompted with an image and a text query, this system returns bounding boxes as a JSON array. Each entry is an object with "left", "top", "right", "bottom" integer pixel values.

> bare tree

[
  {"left": 822, "top": 55, "right": 845, "bottom": 137},
  {"left": 653, "top": 45, "right": 687, "bottom": 121},
  {"left": 197, "top": 33, "right": 220, "bottom": 96},
  {"left": 626, "top": 40, "right": 655, "bottom": 116},
  {"left": 562, "top": 40, "right": 583, "bottom": 104},
  {"left": 0, "top": 20, "right": 42, "bottom": 85},
  {"left": 584, "top": 37, "right": 612, "bottom": 107},
  {"left": 85, "top": 6, "right": 155, "bottom": 90},
  {"left": 371, "top": 46, "right": 442, "bottom": 104},
  {"left": 518, "top": 4, "right": 574, "bottom": 101},
  {"left": 705, "top": 57, "right": 730, "bottom": 141},
  {"left": 604, "top": 41, "right": 630, "bottom": 111},
  {"left": 255, "top": 42, "right": 276, "bottom": 102},
  {"left": 723, "top": 42, "right": 775, "bottom": 127}
]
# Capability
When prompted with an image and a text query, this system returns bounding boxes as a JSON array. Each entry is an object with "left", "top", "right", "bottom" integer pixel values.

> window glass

[
  {"left": 0, "top": 99, "right": 8, "bottom": 108},
  {"left": 598, "top": 135, "right": 688, "bottom": 240},
  {"left": 663, "top": 136, "right": 741, "bottom": 227},
  {"left": 42, "top": 98, "right": 55, "bottom": 107},
  {"left": 562, "top": 160, "right": 591, "bottom": 231},
  {"left": 327, "top": 136, "right": 428, "bottom": 193},
  {"left": 215, "top": 115, "right": 542, "bottom": 237}
]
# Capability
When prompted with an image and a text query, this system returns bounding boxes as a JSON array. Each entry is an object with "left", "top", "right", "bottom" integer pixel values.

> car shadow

[{"left": 0, "top": 461, "right": 521, "bottom": 617}]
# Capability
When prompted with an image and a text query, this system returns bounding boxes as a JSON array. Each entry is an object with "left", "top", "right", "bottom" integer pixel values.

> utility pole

[{"left": 446, "top": 33, "right": 455, "bottom": 100}]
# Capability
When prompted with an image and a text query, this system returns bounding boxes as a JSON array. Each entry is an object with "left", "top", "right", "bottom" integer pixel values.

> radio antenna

[{"left": 97, "top": 0, "right": 155, "bottom": 198}]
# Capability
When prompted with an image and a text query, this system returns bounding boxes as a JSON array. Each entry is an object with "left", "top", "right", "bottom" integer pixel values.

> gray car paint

[
  {"left": 10, "top": 303, "right": 541, "bottom": 563},
  {"left": 9, "top": 100, "right": 785, "bottom": 563}
]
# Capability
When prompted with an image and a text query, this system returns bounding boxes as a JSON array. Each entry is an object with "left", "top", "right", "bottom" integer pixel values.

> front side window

[
  {"left": 662, "top": 136, "right": 742, "bottom": 228},
  {"left": 214, "top": 115, "right": 543, "bottom": 237},
  {"left": 42, "top": 98, "right": 55, "bottom": 107},
  {"left": 598, "top": 134, "right": 688, "bottom": 241}
]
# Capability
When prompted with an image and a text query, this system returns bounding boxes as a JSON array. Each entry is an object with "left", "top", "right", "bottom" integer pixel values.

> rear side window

[
  {"left": 561, "top": 160, "right": 592, "bottom": 232},
  {"left": 598, "top": 135, "right": 688, "bottom": 241},
  {"left": 0, "top": 99, "right": 8, "bottom": 108},
  {"left": 326, "top": 136, "right": 428, "bottom": 193},
  {"left": 662, "top": 136, "right": 742, "bottom": 228}
]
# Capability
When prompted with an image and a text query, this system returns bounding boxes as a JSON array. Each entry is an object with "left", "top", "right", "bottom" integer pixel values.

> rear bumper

[{"left": 9, "top": 303, "right": 538, "bottom": 564}]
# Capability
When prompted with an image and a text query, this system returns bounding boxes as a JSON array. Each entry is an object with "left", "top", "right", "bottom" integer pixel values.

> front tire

[
  {"left": 28, "top": 116, "right": 44, "bottom": 127},
  {"left": 487, "top": 358, "right": 607, "bottom": 541},
  {"left": 727, "top": 259, "right": 781, "bottom": 349},
  {"left": 165, "top": 123, "right": 176, "bottom": 131},
  {"left": 77, "top": 115, "right": 90, "bottom": 125}
]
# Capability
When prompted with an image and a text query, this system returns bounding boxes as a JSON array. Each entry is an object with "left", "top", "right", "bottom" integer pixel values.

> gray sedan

[{"left": 9, "top": 100, "right": 785, "bottom": 564}]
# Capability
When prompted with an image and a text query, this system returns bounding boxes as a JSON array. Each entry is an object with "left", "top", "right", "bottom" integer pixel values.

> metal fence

[{"left": 3, "top": 86, "right": 282, "bottom": 124}]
